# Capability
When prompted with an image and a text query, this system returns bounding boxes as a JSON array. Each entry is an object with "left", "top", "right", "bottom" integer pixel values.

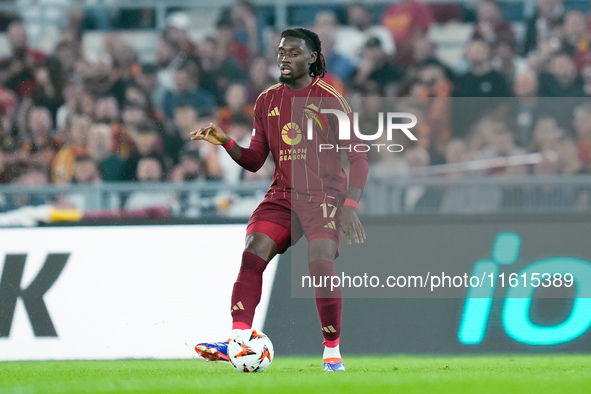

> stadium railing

[{"left": 1, "top": 175, "right": 590, "bottom": 221}]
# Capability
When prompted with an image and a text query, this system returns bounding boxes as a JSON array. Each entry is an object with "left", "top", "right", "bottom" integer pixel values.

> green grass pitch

[{"left": 1, "top": 355, "right": 590, "bottom": 393}]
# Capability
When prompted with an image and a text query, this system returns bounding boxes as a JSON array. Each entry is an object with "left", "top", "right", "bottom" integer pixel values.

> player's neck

[{"left": 285, "top": 75, "right": 314, "bottom": 91}]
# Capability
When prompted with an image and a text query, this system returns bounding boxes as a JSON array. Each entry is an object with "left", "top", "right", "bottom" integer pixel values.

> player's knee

[
  {"left": 308, "top": 238, "right": 337, "bottom": 262},
  {"left": 245, "top": 234, "right": 277, "bottom": 262}
]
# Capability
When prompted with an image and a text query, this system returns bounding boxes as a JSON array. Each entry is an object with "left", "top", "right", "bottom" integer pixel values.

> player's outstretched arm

[
  {"left": 190, "top": 123, "right": 242, "bottom": 161},
  {"left": 190, "top": 122, "right": 269, "bottom": 172},
  {"left": 341, "top": 187, "right": 366, "bottom": 245}
]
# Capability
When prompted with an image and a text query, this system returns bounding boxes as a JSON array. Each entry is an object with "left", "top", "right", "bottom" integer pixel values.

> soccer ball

[{"left": 228, "top": 329, "right": 274, "bottom": 373}]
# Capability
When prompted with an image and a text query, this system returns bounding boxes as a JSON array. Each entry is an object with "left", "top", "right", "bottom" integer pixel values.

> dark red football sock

[
  {"left": 309, "top": 259, "right": 342, "bottom": 346},
  {"left": 230, "top": 251, "right": 268, "bottom": 329}
]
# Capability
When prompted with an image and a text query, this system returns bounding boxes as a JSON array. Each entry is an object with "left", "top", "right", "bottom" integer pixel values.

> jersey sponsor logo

[
  {"left": 268, "top": 107, "right": 280, "bottom": 117},
  {"left": 281, "top": 122, "right": 303, "bottom": 146},
  {"left": 279, "top": 148, "right": 307, "bottom": 162}
]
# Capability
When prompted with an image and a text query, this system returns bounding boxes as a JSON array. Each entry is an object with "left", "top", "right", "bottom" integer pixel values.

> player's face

[{"left": 277, "top": 37, "right": 316, "bottom": 85}]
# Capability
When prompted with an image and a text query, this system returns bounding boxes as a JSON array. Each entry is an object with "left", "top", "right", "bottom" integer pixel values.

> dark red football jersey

[{"left": 243, "top": 77, "right": 368, "bottom": 203}]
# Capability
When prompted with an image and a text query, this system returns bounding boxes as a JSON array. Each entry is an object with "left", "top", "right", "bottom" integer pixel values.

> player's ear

[{"left": 309, "top": 51, "right": 318, "bottom": 65}]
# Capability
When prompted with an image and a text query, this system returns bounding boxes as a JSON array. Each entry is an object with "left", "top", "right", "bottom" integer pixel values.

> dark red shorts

[{"left": 246, "top": 196, "right": 343, "bottom": 254}]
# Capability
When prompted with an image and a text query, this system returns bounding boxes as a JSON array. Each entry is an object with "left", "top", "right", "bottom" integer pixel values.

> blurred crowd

[{"left": 0, "top": 0, "right": 591, "bottom": 214}]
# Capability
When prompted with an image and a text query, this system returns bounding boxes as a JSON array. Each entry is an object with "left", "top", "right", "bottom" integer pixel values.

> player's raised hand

[
  {"left": 341, "top": 206, "right": 366, "bottom": 245},
  {"left": 190, "top": 123, "right": 231, "bottom": 145}
]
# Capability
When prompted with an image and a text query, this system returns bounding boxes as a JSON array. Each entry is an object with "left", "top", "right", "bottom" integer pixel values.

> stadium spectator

[
  {"left": 83, "top": 54, "right": 127, "bottom": 108},
  {"left": 55, "top": 79, "right": 83, "bottom": 133},
  {"left": 88, "top": 122, "right": 123, "bottom": 181},
  {"left": 169, "top": 146, "right": 209, "bottom": 217},
  {"left": 216, "top": 0, "right": 260, "bottom": 69},
  {"left": 315, "top": 20, "right": 356, "bottom": 83},
  {"left": 573, "top": 102, "right": 591, "bottom": 172},
  {"left": 164, "top": 102, "right": 207, "bottom": 164},
  {"left": 72, "top": 155, "right": 101, "bottom": 184},
  {"left": 408, "top": 64, "right": 453, "bottom": 160},
  {"left": 170, "top": 147, "right": 206, "bottom": 182},
  {"left": 95, "top": 95, "right": 136, "bottom": 160},
  {"left": 95, "top": 95, "right": 120, "bottom": 126},
  {"left": 120, "top": 121, "right": 164, "bottom": 181},
  {"left": 52, "top": 40, "right": 78, "bottom": 81},
  {"left": 0, "top": 86, "right": 18, "bottom": 153},
  {"left": 512, "top": 71, "right": 544, "bottom": 148},
  {"left": 231, "top": 0, "right": 260, "bottom": 58},
  {"left": 155, "top": 35, "right": 184, "bottom": 95},
  {"left": 25, "top": 57, "right": 65, "bottom": 120},
  {"left": 124, "top": 155, "right": 175, "bottom": 210},
  {"left": 453, "top": 40, "right": 512, "bottom": 138},
  {"left": 162, "top": 57, "right": 215, "bottom": 119},
  {"left": 246, "top": 55, "right": 275, "bottom": 104},
  {"left": 165, "top": 12, "right": 198, "bottom": 56},
  {"left": 5, "top": 162, "right": 51, "bottom": 210},
  {"left": 199, "top": 36, "right": 248, "bottom": 105},
  {"left": 580, "top": 54, "right": 591, "bottom": 96},
  {"left": 465, "top": 116, "right": 503, "bottom": 157},
  {"left": 556, "top": 137, "right": 583, "bottom": 175},
  {"left": 562, "top": 11, "right": 588, "bottom": 57},
  {"left": 443, "top": 139, "right": 468, "bottom": 167},
  {"left": 352, "top": 37, "right": 401, "bottom": 94},
  {"left": 80, "top": 91, "right": 97, "bottom": 121},
  {"left": 479, "top": 119, "right": 526, "bottom": 163},
  {"left": 523, "top": 0, "right": 565, "bottom": 55},
  {"left": 124, "top": 82, "right": 157, "bottom": 122},
  {"left": 24, "top": 106, "right": 58, "bottom": 169},
  {"left": 262, "top": 29, "right": 282, "bottom": 80},
  {"left": 336, "top": 3, "right": 395, "bottom": 66},
  {"left": 102, "top": 33, "right": 139, "bottom": 81},
  {"left": 407, "top": 37, "right": 451, "bottom": 79},
  {"left": 538, "top": 54, "right": 584, "bottom": 130},
  {"left": 135, "top": 63, "right": 163, "bottom": 115},
  {"left": 454, "top": 40, "right": 511, "bottom": 98},
  {"left": 366, "top": 100, "right": 408, "bottom": 179},
  {"left": 0, "top": 151, "right": 5, "bottom": 186},
  {"left": 52, "top": 115, "right": 91, "bottom": 183},
  {"left": 526, "top": 150, "right": 574, "bottom": 209},
  {"left": 0, "top": 21, "right": 46, "bottom": 98},
  {"left": 380, "top": 0, "right": 433, "bottom": 65},
  {"left": 470, "top": 0, "right": 515, "bottom": 46},
  {"left": 58, "top": 155, "right": 103, "bottom": 211},
  {"left": 216, "top": 84, "right": 254, "bottom": 133},
  {"left": 529, "top": 117, "right": 564, "bottom": 153},
  {"left": 131, "top": 157, "right": 163, "bottom": 183},
  {"left": 491, "top": 38, "right": 523, "bottom": 85}
]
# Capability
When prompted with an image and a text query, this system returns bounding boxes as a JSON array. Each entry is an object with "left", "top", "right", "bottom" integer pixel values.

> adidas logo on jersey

[
  {"left": 268, "top": 107, "right": 280, "bottom": 117},
  {"left": 324, "top": 221, "right": 336, "bottom": 230},
  {"left": 231, "top": 301, "right": 245, "bottom": 313}
]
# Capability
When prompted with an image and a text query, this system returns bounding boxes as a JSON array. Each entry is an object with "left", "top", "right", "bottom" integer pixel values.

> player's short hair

[{"left": 280, "top": 28, "right": 327, "bottom": 78}]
